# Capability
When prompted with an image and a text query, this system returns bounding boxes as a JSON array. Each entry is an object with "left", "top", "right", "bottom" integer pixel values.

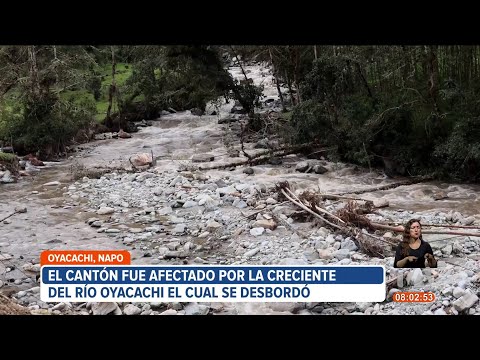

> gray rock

[
  {"left": 14, "top": 205, "right": 27, "bottom": 213},
  {"left": 164, "top": 251, "right": 188, "bottom": 259},
  {"left": 192, "top": 154, "right": 214, "bottom": 162},
  {"left": 91, "top": 221, "right": 102, "bottom": 227},
  {"left": 172, "top": 224, "right": 186, "bottom": 234},
  {"left": 184, "top": 303, "right": 209, "bottom": 315},
  {"left": 333, "top": 248, "right": 350, "bottom": 260},
  {"left": 97, "top": 207, "right": 115, "bottom": 215},
  {"left": 182, "top": 200, "right": 197, "bottom": 208},
  {"left": 356, "top": 302, "right": 372, "bottom": 312},
  {"left": 295, "top": 161, "right": 309, "bottom": 172},
  {"left": 461, "top": 216, "right": 476, "bottom": 225},
  {"left": 1, "top": 170, "right": 15, "bottom": 183},
  {"left": 233, "top": 199, "right": 248, "bottom": 209},
  {"left": 277, "top": 258, "right": 308, "bottom": 265},
  {"left": 317, "top": 249, "right": 333, "bottom": 260},
  {"left": 91, "top": 302, "right": 121, "bottom": 315},
  {"left": 434, "top": 308, "right": 447, "bottom": 315},
  {"left": 206, "top": 220, "right": 222, "bottom": 232},
  {"left": 267, "top": 302, "right": 305, "bottom": 313},
  {"left": 43, "top": 181, "right": 61, "bottom": 186},
  {"left": 453, "top": 292, "right": 479, "bottom": 312},
  {"left": 303, "top": 249, "right": 320, "bottom": 261},
  {"left": 442, "top": 244, "right": 453, "bottom": 255},
  {"left": 252, "top": 219, "right": 276, "bottom": 230},
  {"left": 373, "top": 199, "right": 389, "bottom": 208},
  {"left": 452, "top": 287, "right": 465, "bottom": 298},
  {"left": 52, "top": 303, "right": 66, "bottom": 311},
  {"left": 157, "top": 207, "right": 173, "bottom": 215},
  {"left": 105, "top": 228, "right": 120, "bottom": 234},
  {"left": 244, "top": 248, "right": 259, "bottom": 258},
  {"left": 160, "top": 309, "right": 178, "bottom": 315},
  {"left": 406, "top": 268, "right": 423, "bottom": 285},
  {"left": 123, "top": 304, "right": 142, "bottom": 315},
  {"left": 250, "top": 227, "right": 265, "bottom": 236},
  {"left": 312, "top": 165, "right": 328, "bottom": 174}
]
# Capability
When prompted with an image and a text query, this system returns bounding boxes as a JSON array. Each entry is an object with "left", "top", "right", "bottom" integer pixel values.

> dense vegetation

[{"left": 1, "top": 45, "right": 480, "bottom": 182}]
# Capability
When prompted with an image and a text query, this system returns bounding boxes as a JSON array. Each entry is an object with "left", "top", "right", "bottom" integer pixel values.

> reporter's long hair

[{"left": 401, "top": 218, "right": 423, "bottom": 256}]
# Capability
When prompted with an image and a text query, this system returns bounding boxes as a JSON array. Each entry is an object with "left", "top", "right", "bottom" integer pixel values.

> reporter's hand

[
  {"left": 425, "top": 253, "right": 436, "bottom": 265},
  {"left": 406, "top": 256, "right": 417, "bottom": 262}
]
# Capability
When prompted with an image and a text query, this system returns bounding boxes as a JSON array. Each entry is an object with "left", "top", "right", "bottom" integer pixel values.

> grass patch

[
  {"left": 279, "top": 111, "right": 292, "bottom": 121},
  {"left": 100, "top": 63, "right": 132, "bottom": 89},
  {"left": 95, "top": 101, "right": 108, "bottom": 122},
  {"left": 0, "top": 152, "right": 16, "bottom": 162},
  {"left": 61, "top": 63, "right": 134, "bottom": 123}
]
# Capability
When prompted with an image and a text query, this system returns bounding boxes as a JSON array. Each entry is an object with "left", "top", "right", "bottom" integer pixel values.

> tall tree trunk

[
  {"left": 285, "top": 69, "right": 295, "bottom": 106},
  {"left": 52, "top": 46, "right": 59, "bottom": 85},
  {"left": 28, "top": 46, "right": 40, "bottom": 98},
  {"left": 230, "top": 46, "right": 249, "bottom": 80},
  {"left": 268, "top": 47, "right": 287, "bottom": 112},
  {"left": 355, "top": 62, "right": 373, "bottom": 98},
  {"left": 426, "top": 45, "right": 440, "bottom": 113},
  {"left": 293, "top": 47, "right": 302, "bottom": 104},
  {"left": 106, "top": 46, "right": 117, "bottom": 121}
]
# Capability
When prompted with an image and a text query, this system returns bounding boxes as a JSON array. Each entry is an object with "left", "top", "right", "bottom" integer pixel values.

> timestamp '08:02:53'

[{"left": 392, "top": 291, "right": 435, "bottom": 303}]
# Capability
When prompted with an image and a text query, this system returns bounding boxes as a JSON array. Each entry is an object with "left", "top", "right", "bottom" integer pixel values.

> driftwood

[
  {"left": 422, "top": 230, "right": 480, "bottom": 237},
  {"left": 270, "top": 212, "right": 309, "bottom": 239},
  {"left": 198, "top": 143, "right": 319, "bottom": 171},
  {"left": 353, "top": 229, "right": 387, "bottom": 257},
  {"left": 279, "top": 188, "right": 343, "bottom": 230},
  {"left": 422, "top": 223, "right": 480, "bottom": 230},
  {"left": 240, "top": 122, "right": 253, "bottom": 162},
  {"left": 321, "top": 193, "right": 374, "bottom": 202},
  {"left": 359, "top": 231, "right": 398, "bottom": 246},
  {"left": 284, "top": 187, "right": 345, "bottom": 225},
  {"left": 0, "top": 212, "right": 16, "bottom": 223},
  {"left": 275, "top": 180, "right": 480, "bottom": 261},
  {"left": 372, "top": 221, "right": 480, "bottom": 230},
  {"left": 370, "top": 222, "right": 404, "bottom": 232},
  {"left": 386, "top": 277, "right": 398, "bottom": 292},
  {"left": 334, "top": 176, "right": 434, "bottom": 196},
  {"left": 367, "top": 222, "right": 480, "bottom": 237},
  {"left": 441, "top": 258, "right": 474, "bottom": 270}
]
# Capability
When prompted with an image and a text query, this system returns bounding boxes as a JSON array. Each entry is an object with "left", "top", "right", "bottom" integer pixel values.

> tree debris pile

[
  {"left": 0, "top": 294, "right": 31, "bottom": 315},
  {"left": 274, "top": 181, "right": 432, "bottom": 259},
  {"left": 353, "top": 229, "right": 389, "bottom": 258},
  {"left": 275, "top": 180, "right": 480, "bottom": 261},
  {"left": 336, "top": 200, "right": 374, "bottom": 229}
]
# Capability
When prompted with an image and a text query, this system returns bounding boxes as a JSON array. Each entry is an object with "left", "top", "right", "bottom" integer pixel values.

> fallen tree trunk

[
  {"left": 334, "top": 176, "right": 434, "bottom": 196},
  {"left": 422, "top": 223, "right": 480, "bottom": 230},
  {"left": 370, "top": 222, "right": 404, "bottom": 232},
  {"left": 0, "top": 211, "right": 17, "bottom": 223},
  {"left": 321, "top": 193, "right": 373, "bottom": 202},
  {"left": 270, "top": 212, "right": 309, "bottom": 239},
  {"left": 279, "top": 188, "right": 343, "bottom": 230},
  {"left": 198, "top": 143, "right": 320, "bottom": 171},
  {"left": 372, "top": 220, "right": 480, "bottom": 230},
  {"left": 422, "top": 230, "right": 480, "bottom": 237},
  {"left": 369, "top": 222, "right": 480, "bottom": 237}
]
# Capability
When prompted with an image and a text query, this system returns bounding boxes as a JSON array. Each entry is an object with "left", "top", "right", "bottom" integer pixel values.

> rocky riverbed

[{"left": 1, "top": 63, "right": 480, "bottom": 315}]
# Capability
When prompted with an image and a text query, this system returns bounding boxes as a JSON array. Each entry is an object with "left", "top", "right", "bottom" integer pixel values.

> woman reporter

[{"left": 393, "top": 219, "right": 437, "bottom": 268}]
